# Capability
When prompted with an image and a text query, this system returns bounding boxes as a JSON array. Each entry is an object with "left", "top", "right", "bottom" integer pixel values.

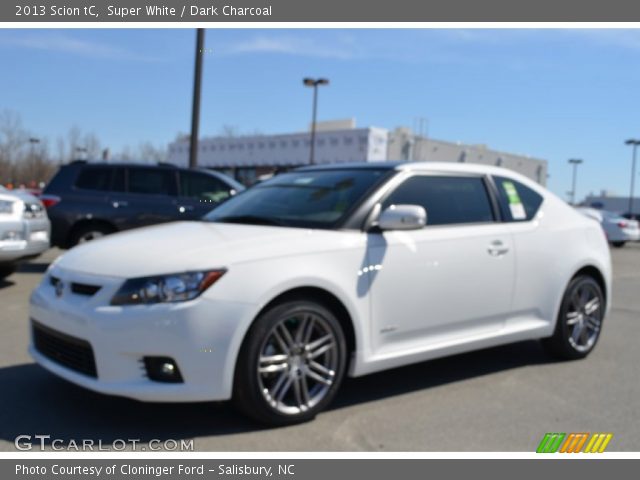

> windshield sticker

[{"left": 502, "top": 181, "right": 527, "bottom": 220}]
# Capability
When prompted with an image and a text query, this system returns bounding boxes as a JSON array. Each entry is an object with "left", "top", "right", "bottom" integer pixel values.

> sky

[{"left": 0, "top": 28, "right": 639, "bottom": 201}]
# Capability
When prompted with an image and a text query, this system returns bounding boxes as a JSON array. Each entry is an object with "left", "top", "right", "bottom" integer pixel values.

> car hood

[
  {"left": 54, "top": 221, "right": 362, "bottom": 278},
  {"left": 0, "top": 189, "right": 40, "bottom": 205}
]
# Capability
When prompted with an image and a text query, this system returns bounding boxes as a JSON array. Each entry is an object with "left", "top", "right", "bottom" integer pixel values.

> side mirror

[{"left": 377, "top": 204, "right": 427, "bottom": 231}]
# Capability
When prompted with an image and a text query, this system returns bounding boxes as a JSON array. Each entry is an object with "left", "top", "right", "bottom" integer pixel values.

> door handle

[
  {"left": 487, "top": 240, "right": 510, "bottom": 256},
  {"left": 112, "top": 200, "right": 128, "bottom": 208}
]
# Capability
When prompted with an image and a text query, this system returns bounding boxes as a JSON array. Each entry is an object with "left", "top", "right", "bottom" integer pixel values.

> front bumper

[
  {"left": 0, "top": 217, "right": 50, "bottom": 263},
  {"left": 29, "top": 266, "right": 255, "bottom": 402}
]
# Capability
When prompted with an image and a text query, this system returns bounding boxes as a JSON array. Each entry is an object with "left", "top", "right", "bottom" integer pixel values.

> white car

[
  {"left": 29, "top": 163, "right": 611, "bottom": 425},
  {"left": 0, "top": 187, "right": 51, "bottom": 278},
  {"left": 576, "top": 207, "right": 640, "bottom": 247}
]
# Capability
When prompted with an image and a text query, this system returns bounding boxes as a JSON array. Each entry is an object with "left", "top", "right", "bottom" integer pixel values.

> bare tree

[{"left": 220, "top": 125, "right": 239, "bottom": 138}]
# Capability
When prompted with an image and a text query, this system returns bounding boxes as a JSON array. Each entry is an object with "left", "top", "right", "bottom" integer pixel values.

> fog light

[
  {"left": 143, "top": 356, "right": 183, "bottom": 383},
  {"left": 2, "top": 230, "right": 23, "bottom": 241}
]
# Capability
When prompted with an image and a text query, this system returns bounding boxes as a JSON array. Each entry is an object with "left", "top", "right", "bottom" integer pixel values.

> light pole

[
  {"left": 303, "top": 77, "right": 329, "bottom": 165},
  {"left": 625, "top": 139, "right": 640, "bottom": 215},
  {"left": 568, "top": 158, "right": 583, "bottom": 205},
  {"left": 189, "top": 28, "right": 205, "bottom": 169}
]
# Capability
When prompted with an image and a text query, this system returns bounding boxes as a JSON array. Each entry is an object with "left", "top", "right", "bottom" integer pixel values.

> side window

[
  {"left": 494, "top": 176, "right": 543, "bottom": 222},
  {"left": 128, "top": 168, "right": 176, "bottom": 196},
  {"left": 111, "top": 168, "right": 126, "bottom": 193},
  {"left": 382, "top": 175, "right": 495, "bottom": 226},
  {"left": 179, "top": 172, "right": 231, "bottom": 203},
  {"left": 74, "top": 167, "right": 113, "bottom": 191}
]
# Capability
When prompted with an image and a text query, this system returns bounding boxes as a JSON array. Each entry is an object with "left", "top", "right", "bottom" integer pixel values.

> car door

[
  {"left": 367, "top": 173, "right": 515, "bottom": 355},
  {"left": 176, "top": 171, "right": 234, "bottom": 219},
  {"left": 108, "top": 167, "right": 178, "bottom": 230}
]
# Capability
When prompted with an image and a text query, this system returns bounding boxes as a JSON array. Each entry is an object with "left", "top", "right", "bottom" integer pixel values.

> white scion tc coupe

[{"left": 29, "top": 162, "right": 611, "bottom": 425}]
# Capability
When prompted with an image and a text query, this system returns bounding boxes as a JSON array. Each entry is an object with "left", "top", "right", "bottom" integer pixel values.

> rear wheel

[
  {"left": 543, "top": 275, "right": 604, "bottom": 360},
  {"left": 233, "top": 299, "right": 347, "bottom": 426},
  {"left": 611, "top": 241, "right": 626, "bottom": 248}
]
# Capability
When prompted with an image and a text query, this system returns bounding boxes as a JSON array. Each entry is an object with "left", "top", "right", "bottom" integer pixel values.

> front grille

[
  {"left": 32, "top": 320, "right": 97, "bottom": 378},
  {"left": 71, "top": 283, "right": 101, "bottom": 296},
  {"left": 49, "top": 275, "right": 101, "bottom": 297}
]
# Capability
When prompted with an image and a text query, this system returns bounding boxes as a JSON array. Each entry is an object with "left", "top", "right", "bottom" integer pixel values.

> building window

[
  {"left": 344, "top": 137, "right": 353, "bottom": 146},
  {"left": 317, "top": 139, "right": 325, "bottom": 147},
  {"left": 330, "top": 138, "right": 338, "bottom": 146},
  {"left": 280, "top": 140, "right": 287, "bottom": 148},
  {"left": 292, "top": 140, "right": 300, "bottom": 147}
]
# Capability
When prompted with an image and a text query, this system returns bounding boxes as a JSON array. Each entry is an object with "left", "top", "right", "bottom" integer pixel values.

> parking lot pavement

[{"left": 1, "top": 245, "right": 639, "bottom": 452}]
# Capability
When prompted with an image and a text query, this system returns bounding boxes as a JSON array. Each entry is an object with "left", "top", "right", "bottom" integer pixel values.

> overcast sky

[{"left": 1, "top": 28, "right": 639, "bottom": 201}]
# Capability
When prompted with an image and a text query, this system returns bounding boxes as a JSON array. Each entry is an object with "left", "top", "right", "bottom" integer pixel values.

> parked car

[
  {"left": 622, "top": 212, "right": 640, "bottom": 224},
  {"left": 0, "top": 186, "right": 50, "bottom": 278},
  {"left": 29, "top": 162, "right": 611, "bottom": 425},
  {"left": 576, "top": 207, "right": 640, "bottom": 247},
  {"left": 41, "top": 161, "right": 244, "bottom": 248}
]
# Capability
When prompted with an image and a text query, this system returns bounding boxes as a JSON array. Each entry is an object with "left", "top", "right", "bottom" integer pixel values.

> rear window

[
  {"left": 75, "top": 167, "right": 113, "bottom": 191},
  {"left": 494, "top": 176, "right": 543, "bottom": 221}
]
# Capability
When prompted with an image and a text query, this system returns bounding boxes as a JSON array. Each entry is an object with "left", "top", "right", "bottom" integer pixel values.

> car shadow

[
  {"left": 0, "top": 340, "right": 556, "bottom": 447},
  {"left": 0, "top": 278, "right": 16, "bottom": 289},
  {"left": 17, "top": 262, "right": 49, "bottom": 274}
]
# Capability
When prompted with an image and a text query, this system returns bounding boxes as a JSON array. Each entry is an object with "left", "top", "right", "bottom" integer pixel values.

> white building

[{"left": 168, "top": 120, "right": 547, "bottom": 186}]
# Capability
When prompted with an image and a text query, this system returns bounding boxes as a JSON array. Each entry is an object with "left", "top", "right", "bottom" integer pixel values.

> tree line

[{"left": 0, "top": 110, "right": 168, "bottom": 188}]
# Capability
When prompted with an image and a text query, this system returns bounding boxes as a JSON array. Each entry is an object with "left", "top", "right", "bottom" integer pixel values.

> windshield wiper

[{"left": 213, "top": 215, "right": 286, "bottom": 226}]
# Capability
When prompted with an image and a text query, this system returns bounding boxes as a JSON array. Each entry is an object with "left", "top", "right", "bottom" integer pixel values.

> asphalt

[{"left": 1, "top": 244, "right": 639, "bottom": 452}]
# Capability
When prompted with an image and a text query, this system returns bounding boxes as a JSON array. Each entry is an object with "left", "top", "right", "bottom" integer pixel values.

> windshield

[{"left": 204, "top": 168, "right": 390, "bottom": 229}]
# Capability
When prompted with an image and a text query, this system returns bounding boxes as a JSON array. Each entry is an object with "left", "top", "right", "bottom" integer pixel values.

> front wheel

[
  {"left": 542, "top": 275, "right": 605, "bottom": 360},
  {"left": 611, "top": 241, "right": 626, "bottom": 248},
  {"left": 233, "top": 299, "right": 347, "bottom": 426}
]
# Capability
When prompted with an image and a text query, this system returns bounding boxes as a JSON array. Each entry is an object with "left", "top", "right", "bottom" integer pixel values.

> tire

[
  {"left": 611, "top": 241, "right": 626, "bottom": 248},
  {"left": 542, "top": 275, "right": 605, "bottom": 360},
  {"left": 233, "top": 299, "right": 347, "bottom": 426},
  {"left": 69, "top": 223, "right": 114, "bottom": 247},
  {"left": 0, "top": 264, "right": 17, "bottom": 279}
]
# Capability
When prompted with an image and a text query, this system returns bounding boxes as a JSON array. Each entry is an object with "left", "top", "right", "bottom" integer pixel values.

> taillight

[
  {"left": 40, "top": 194, "right": 61, "bottom": 209},
  {"left": 618, "top": 221, "right": 628, "bottom": 228}
]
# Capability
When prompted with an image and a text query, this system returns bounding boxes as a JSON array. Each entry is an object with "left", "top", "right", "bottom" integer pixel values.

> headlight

[
  {"left": 0, "top": 199, "right": 15, "bottom": 215},
  {"left": 111, "top": 269, "right": 226, "bottom": 306}
]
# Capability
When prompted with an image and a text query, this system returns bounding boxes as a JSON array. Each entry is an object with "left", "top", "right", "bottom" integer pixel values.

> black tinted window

[
  {"left": 180, "top": 172, "right": 231, "bottom": 202},
  {"left": 494, "top": 176, "right": 543, "bottom": 221},
  {"left": 112, "top": 168, "right": 126, "bottom": 192},
  {"left": 128, "top": 168, "right": 175, "bottom": 196},
  {"left": 205, "top": 169, "right": 388, "bottom": 228},
  {"left": 75, "top": 167, "right": 113, "bottom": 191},
  {"left": 383, "top": 175, "right": 495, "bottom": 226}
]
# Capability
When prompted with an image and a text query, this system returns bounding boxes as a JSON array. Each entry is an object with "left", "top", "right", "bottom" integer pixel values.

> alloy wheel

[
  {"left": 566, "top": 282, "right": 602, "bottom": 353},
  {"left": 257, "top": 312, "right": 338, "bottom": 415}
]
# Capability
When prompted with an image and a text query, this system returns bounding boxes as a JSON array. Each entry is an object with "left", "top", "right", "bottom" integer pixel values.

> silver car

[
  {"left": 577, "top": 207, "right": 640, "bottom": 247},
  {"left": 0, "top": 186, "right": 51, "bottom": 278}
]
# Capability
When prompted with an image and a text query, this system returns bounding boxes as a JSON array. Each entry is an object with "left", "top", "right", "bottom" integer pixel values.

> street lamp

[
  {"left": 625, "top": 139, "right": 640, "bottom": 215},
  {"left": 303, "top": 77, "right": 329, "bottom": 165},
  {"left": 189, "top": 28, "right": 205, "bottom": 169},
  {"left": 28, "top": 137, "right": 40, "bottom": 159},
  {"left": 568, "top": 158, "right": 583, "bottom": 205}
]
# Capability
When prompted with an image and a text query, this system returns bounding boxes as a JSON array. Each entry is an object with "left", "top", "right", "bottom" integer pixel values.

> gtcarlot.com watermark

[{"left": 15, "top": 435, "right": 194, "bottom": 451}]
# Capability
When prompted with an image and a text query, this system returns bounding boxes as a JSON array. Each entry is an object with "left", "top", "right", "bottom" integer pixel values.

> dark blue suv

[{"left": 41, "top": 161, "right": 244, "bottom": 248}]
